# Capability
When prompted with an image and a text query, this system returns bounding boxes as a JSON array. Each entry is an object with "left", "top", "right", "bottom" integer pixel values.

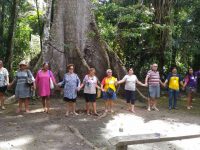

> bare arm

[
  {"left": 95, "top": 84, "right": 101, "bottom": 89},
  {"left": 33, "top": 81, "right": 36, "bottom": 90},
  {"left": 159, "top": 80, "right": 165, "bottom": 87},
  {"left": 145, "top": 76, "right": 149, "bottom": 85},
  {"left": 8, "top": 79, "right": 15, "bottom": 88},
  {"left": 79, "top": 83, "right": 84, "bottom": 90},
  {"left": 164, "top": 79, "right": 168, "bottom": 87},
  {"left": 6, "top": 75, "right": 9, "bottom": 85},
  {"left": 183, "top": 82, "right": 187, "bottom": 88},
  {"left": 117, "top": 79, "right": 126, "bottom": 84},
  {"left": 180, "top": 81, "right": 184, "bottom": 87},
  {"left": 136, "top": 80, "right": 146, "bottom": 86},
  {"left": 101, "top": 84, "right": 105, "bottom": 92}
]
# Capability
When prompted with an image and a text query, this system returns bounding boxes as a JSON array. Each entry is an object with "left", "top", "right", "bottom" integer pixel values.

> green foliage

[
  {"left": 94, "top": 0, "right": 200, "bottom": 77},
  {"left": 0, "top": 0, "right": 200, "bottom": 79},
  {"left": 87, "top": 31, "right": 97, "bottom": 38},
  {"left": 95, "top": 2, "right": 163, "bottom": 74},
  {"left": 0, "top": 0, "right": 43, "bottom": 72}
]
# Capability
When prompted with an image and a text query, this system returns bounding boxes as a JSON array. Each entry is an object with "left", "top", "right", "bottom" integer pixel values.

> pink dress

[{"left": 35, "top": 70, "right": 56, "bottom": 97}]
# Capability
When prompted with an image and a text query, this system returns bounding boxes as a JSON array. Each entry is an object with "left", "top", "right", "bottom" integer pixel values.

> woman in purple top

[{"left": 183, "top": 68, "right": 199, "bottom": 109}]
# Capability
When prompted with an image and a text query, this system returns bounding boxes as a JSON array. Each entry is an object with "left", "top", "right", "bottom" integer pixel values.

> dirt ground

[{"left": 0, "top": 91, "right": 200, "bottom": 150}]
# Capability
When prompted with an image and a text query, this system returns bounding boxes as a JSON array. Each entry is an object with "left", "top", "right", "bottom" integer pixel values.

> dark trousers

[{"left": 168, "top": 89, "right": 179, "bottom": 109}]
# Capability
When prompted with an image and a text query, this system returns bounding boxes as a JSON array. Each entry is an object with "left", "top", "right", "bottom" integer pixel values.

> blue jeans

[
  {"left": 102, "top": 91, "right": 117, "bottom": 100},
  {"left": 168, "top": 89, "right": 179, "bottom": 109}
]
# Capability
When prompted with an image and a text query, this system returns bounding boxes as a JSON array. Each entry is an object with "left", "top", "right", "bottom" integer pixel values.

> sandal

[
  {"left": 16, "top": 109, "right": 21, "bottom": 113},
  {"left": 73, "top": 112, "right": 79, "bottom": 116},
  {"left": 65, "top": 112, "right": 69, "bottom": 117},
  {"left": 93, "top": 113, "right": 99, "bottom": 116}
]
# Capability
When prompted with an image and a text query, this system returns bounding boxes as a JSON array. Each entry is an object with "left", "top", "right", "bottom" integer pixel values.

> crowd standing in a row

[{"left": 0, "top": 60, "right": 199, "bottom": 116}]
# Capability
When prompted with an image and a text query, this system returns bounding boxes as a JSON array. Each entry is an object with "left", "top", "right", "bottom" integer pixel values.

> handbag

[
  {"left": 50, "top": 77, "right": 54, "bottom": 89},
  {"left": 49, "top": 70, "right": 54, "bottom": 89},
  {"left": 27, "top": 70, "right": 34, "bottom": 86}
]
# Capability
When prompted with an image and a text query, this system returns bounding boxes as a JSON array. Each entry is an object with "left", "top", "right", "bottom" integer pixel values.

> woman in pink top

[{"left": 35, "top": 62, "right": 56, "bottom": 113}]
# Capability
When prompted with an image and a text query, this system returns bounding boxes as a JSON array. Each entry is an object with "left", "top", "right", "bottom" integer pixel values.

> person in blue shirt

[{"left": 58, "top": 64, "right": 80, "bottom": 117}]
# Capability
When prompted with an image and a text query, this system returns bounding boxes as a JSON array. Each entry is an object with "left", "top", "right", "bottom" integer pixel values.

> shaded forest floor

[{"left": 0, "top": 90, "right": 200, "bottom": 150}]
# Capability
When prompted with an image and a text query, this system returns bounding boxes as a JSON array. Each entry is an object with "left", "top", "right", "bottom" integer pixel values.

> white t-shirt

[
  {"left": 0, "top": 67, "right": 9, "bottom": 87},
  {"left": 83, "top": 75, "right": 98, "bottom": 94},
  {"left": 122, "top": 75, "right": 138, "bottom": 91}
]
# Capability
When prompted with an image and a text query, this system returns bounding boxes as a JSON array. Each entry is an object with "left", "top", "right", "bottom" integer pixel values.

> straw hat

[{"left": 19, "top": 60, "right": 28, "bottom": 66}]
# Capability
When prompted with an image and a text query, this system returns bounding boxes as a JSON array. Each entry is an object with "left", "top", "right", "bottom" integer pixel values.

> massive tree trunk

[
  {"left": 35, "top": 0, "right": 43, "bottom": 51},
  {"left": 6, "top": 0, "right": 19, "bottom": 71},
  {"left": 152, "top": 0, "right": 172, "bottom": 73},
  {"left": 0, "top": 0, "right": 5, "bottom": 53},
  {"left": 33, "top": 0, "right": 53, "bottom": 72},
  {"left": 43, "top": 0, "right": 126, "bottom": 80}
]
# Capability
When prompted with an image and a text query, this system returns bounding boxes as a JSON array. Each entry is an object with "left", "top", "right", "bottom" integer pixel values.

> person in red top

[{"left": 101, "top": 69, "right": 118, "bottom": 113}]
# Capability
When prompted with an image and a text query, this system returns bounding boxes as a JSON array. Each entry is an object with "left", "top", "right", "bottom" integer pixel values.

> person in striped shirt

[{"left": 145, "top": 63, "right": 164, "bottom": 111}]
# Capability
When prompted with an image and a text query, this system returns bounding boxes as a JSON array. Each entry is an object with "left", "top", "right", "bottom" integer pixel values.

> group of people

[
  {"left": 145, "top": 64, "right": 200, "bottom": 111},
  {"left": 0, "top": 60, "right": 199, "bottom": 117}
]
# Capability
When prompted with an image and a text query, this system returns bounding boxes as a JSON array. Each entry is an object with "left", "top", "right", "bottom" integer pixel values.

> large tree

[
  {"left": 6, "top": 0, "right": 20, "bottom": 71},
  {"left": 42, "top": 0, "right": 126, "bottom": 80},
  {"left": 151, "top": 0, "right": 172, "bottom": 73}
]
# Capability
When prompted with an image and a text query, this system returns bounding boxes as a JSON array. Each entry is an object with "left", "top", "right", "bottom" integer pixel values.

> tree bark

[
  {"left": 6, "top": 0, "right": 19, "bottom": 71},
  {"left": 0, "top": 0, "right": 5, "bottom": 52},
  {"left": 43, "top": 0, "right": 126, "bottom": 80},
  {"left": 33, "top": 0, "right": 53, "bottom": 72},
  {"left": 35, "top": 0, "right": 43, "bottom": 51},
  {"left": 152, "top": 0, "right": 172, "bottom": 73}
]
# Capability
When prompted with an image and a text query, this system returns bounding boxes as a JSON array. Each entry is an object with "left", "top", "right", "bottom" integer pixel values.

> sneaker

[
  {"left": 43, "top": 108, "right": 47, "bottom": 112},
  {"left": 130, "top": 109, "right": 135, "bottom": 113},
  {"left": 16, "top": 109, "right": 21, "bottom": 113},
  {"left": 73, "top": 112, "right": 79, "bottom": 116},
  {"left": 110, "top": 110, "right": 114, "bottom": 113},
  {"left": 187, "top": 106, "right": 191, "bottom": 110},
  {"left": 127, "top": 108, "right": 131, "bottom": 111},
  {"left": 147, "top": 107, "right": 151, "bottom": 111},
  {"left": 93, "top": 113, "right": 99, "bottom": 116},
  {"left": 1, "top": 106, "right": 6, "bottom": 110},
  {"left": 46, "top": 109, "right": 50, "bottom": 114},
  {"left": 65, "top": 112, "right": 69, "bottom": 117}
]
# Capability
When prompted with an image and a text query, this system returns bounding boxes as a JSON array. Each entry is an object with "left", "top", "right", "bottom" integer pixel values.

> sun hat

[
  {"left": 106, "top": 69, "right": 112, "bottom": 73},
  {"left": 19, "top": 60, "right": 28, "bottom": 66}
]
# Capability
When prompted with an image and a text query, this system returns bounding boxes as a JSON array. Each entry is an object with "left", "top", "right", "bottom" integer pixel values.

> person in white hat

[{"left": 9, "top": 60, "right": 35, "bottom": 113}]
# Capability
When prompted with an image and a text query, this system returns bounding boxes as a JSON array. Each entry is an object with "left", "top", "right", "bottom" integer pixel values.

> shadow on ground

[{"left": 0, "top": 92, "right": 200, "bottom": 150}]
